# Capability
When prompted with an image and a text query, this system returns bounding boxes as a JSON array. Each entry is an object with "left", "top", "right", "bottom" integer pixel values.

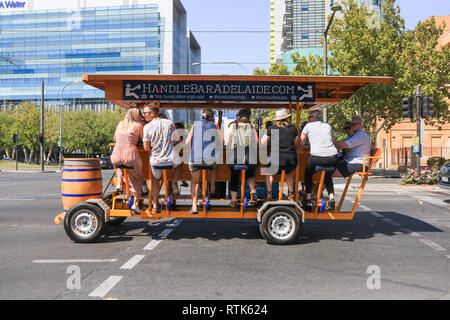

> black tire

[
  {"left": 260, "top": 206, "right": 302, "bottom": 245},
  {"left": 103, "top": 192, "right": 127, "bottom": 226},
  {"left": 63, "top": 202, "right": 105, "bottom": 243}
]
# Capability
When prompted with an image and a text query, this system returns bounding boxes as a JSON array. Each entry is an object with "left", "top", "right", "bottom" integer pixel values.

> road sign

[{"left": 412, "top": 136, "right": 420, "bottom": 153}]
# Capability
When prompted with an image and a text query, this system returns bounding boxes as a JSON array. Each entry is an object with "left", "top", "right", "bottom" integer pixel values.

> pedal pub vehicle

[{"left": 55, "top": 74, "right": 392, "bottom": 245}]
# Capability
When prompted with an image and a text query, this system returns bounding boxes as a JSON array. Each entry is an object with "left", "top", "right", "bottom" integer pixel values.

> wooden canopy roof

[{"left": 82, "top": 74, "right": 392, "bottom": 110}]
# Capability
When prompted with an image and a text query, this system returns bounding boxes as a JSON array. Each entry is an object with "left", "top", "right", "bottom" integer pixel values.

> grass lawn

[{"left": 0, "top": 160, "right": 58, "bottom": 169}]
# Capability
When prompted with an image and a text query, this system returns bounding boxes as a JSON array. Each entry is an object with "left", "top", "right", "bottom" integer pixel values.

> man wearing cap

[
  {"left": 261, "top": 108, "right": 300, "bottom": 202},
  {"left": 334, "top": 115, "right": 371, "bottom": 178}
]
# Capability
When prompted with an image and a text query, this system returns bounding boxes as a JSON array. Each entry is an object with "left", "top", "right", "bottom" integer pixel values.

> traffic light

[
  {"left": 402, "top": 96, "right": 414, "bottom": 118},
  {"left": 38, "top": 133, "right": 44, "bottom": 144},
  {"left": 13, "top": 133, "right": 18, "bottom": 144},
  {"left": 421, "top": 96, "right": 434, "bottom": 118}
]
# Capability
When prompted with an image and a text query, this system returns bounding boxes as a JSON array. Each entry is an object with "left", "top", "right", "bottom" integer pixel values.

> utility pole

[
  {"left": 415, "top": 85, "right": 421, "bottom": 173},
  {"left": 40, "top": 80, "right": 45, "bottom": 172}
]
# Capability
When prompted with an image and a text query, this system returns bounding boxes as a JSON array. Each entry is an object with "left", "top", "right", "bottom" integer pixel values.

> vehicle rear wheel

[
  {"left": 259, "top": 206, "right": 301, "bottom": 245},
  {"left": 64, "top": 202, "right": 105, "bottom": 243}
]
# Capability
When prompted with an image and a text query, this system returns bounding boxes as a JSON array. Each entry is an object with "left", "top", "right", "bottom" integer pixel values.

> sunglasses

[
  {"left": 343, "top": 127, "right": 351, "bottom": 130},
  {"left": 351, "top": 122, "right": 361, "bottom": 126}
]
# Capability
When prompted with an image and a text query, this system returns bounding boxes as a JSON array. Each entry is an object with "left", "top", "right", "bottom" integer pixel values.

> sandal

[
  {"left": 249, "top": 192, "right": 257, "bottom": 206},
  {"left": 189, "top": 208, "right": 198, "bottom": 215},
  {"left": 230, "top": 201, "right": 238, "bottom": 209},
  {"left": 288, "top": 191, "right": 295, "bottom": 202},
  {"left": 265, "top": 191, "right": 273, "bottom": 202}
]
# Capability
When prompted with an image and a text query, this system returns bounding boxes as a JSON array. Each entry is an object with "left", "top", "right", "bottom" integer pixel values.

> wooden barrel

[{"left": 62, "top": 158, "right": 103, "bottom": 212}]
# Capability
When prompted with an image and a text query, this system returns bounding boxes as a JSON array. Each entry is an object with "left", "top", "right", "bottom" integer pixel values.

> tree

[
  {"left": 327, "top": 0, "right": 449, "bottom": 143},
  {"left": 0, "top": 111, "right": 16, "bottom": 158},
  {"left": 62, "top": 109, "right": 123, "bottom": 156},
  {"left": 12, "top": 102, "right": 41, "bottom": 162},
  {"left": 291, "top": 52, "right": 323, "bottom": 76}
]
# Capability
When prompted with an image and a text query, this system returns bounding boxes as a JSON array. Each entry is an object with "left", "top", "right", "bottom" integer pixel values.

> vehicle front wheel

[
  {"left": 259, "top": 206, "right": 302, "bottom": 245},
  {"left": 63, "top": 202, "right": 105, "bottom": 243}
]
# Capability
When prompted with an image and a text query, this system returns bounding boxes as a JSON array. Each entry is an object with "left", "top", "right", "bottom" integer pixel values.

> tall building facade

[
  {"left": 0, "top": 0, "right": 201, "bottom": 123},
  {"left": 271, "top": 0, "right": 382, "bottom": 68}
]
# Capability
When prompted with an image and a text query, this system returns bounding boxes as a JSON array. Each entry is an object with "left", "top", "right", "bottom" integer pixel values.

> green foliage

[
  {"left": 252, "top": 0, "right": 450, "bottom": 144},
  {"left": 62, "top": 108, "right": 123, "bottom": 155},
  {"left": 0, "top": 106, "right": 123, "bottom": 160},
  {"left": 291, "top": 52, "right": 323, "bottom": 76},
  {"left": 426, "top": 156, "right": 446, "bottom": 168},
  {"left": 327, "top": 0, "right": 450, "bottom": 140},
  {"left": 12, "top": 102, "right": 41, "bottom": 152},
  {"left": 0, "top": 110, "right": 16, "bottom": 153}
]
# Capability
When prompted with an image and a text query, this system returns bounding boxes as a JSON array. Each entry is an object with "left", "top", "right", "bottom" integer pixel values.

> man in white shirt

[
  {"left": 335, "top": 115, "right": 371, "bottom": 177},
  {"left": 142, "top": 104, "right": 180, "bottom": 213}
]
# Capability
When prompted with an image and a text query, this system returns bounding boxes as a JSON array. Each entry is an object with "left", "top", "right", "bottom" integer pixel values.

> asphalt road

[{"left": 0, "top": 169, "right": 449, "bottom": 301}]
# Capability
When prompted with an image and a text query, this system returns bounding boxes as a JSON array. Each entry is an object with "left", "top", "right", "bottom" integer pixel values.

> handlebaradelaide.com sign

[{"left": 123, "top": 80, "right": 316, "bottom": 102}]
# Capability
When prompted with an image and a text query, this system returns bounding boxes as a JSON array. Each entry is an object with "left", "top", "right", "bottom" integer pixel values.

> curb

[{"left": 0, "top": 169, "right": 58, "bottom": 173}]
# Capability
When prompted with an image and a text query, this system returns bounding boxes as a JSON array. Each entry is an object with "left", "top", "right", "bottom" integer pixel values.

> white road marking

[
  {"left": 89, "top": 276, "right": 123, "bottom": 298},
  {"left": 144, "top": 239, "right": 162, "bottom": 251},
  {"left": 166, "top": 219, "right": 183, "bottom": 228},
  {"left": 419, "top": 239, "right": 446, "bottom": 252},
  {"left": 399, "top": 228, "right": 422, "bottom": 237},
  {"left": 33, "top": 259, "right": 117, "bottom": 264},
  {"left": 382, "top": 218, "right": 401, "bottom": 227},
  {"left": 120, "top": 255, "right": 145, "bottom": 270},
  {"left": 369, "top": 211, "right": 384, "bottom": 218},
  {"left": 158, "top": 228, "right": 173, "bottom": 238}
]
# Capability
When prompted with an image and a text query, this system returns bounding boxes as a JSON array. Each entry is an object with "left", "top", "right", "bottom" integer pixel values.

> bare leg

[
  {"left": 171, "top": 165, "right": 181, "bottom": 195},
  {"left": 286, "top": 171, "right": 295, "bottom": 201},
  {"left": 265, "top": 175, "right": 273, "bottom": 200},
  {"left": 116, "top": 169, "right": 124, "bottom": 190},
  {"left": 210, "top": 167, "right": 217, "bottom": 194},
  {"left": 190, "top": 170, "right": 201, "bottom": 212},
  {"left": 151, "top": 178, "right": 161, "bottom": 209},
  {"left": 247, "top": 176, "right": 256, "bottom": 194}
]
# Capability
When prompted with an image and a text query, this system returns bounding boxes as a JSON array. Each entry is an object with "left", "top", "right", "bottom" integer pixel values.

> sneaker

[
  {"left": 301, "top": 199, "right": 313, "bottom": 212},
  {"left": 326, "top": 198, "right": 336, "bottom": 211},
  {"left": 131, "top": 203, "right": 141, "bottom": 214}
]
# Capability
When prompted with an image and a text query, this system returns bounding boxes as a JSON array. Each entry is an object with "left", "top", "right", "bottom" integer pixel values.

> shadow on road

[{"left": 96, "top": 211, "right": 443, "bottom": 245}]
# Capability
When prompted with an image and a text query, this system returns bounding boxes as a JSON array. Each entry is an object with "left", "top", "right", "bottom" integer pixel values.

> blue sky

[{"left": 182, "top": 0, "right": 449, "bottom": 75}]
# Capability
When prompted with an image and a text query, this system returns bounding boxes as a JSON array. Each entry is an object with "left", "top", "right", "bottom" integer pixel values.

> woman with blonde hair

[{"left": 110, "top": 107, "right": 144, "bottom": 213}]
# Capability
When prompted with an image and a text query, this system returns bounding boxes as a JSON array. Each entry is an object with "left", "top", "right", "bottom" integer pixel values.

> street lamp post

[
  {"left": 59, "top": 81, "right": 81, "bottom": 171},
  {"left": 323, "top": 5, "right": 342, "bottom": 122},
  {"left": 192, "top": 62, "right": 249, "bottom": 75}
]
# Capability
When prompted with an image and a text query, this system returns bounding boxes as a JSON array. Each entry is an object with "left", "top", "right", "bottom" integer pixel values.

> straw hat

[{"left": 273, "top": 108, "right": 291, "bottom": 121}]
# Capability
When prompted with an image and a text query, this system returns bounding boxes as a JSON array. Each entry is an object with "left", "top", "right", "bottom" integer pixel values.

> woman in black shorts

[{"left": 261, "top": 108, "right": 300, "bottom": 202}]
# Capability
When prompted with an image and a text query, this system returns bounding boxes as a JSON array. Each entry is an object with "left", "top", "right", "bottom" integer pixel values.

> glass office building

[
  {"left": 0, "top": 4, "right": 160, "bottom": 103},
  {"left": 272, "top": 0, "right": 382, "bottom": 67},
  {"left": 0, "top": 0, "right": 201, "bottom": 123}
]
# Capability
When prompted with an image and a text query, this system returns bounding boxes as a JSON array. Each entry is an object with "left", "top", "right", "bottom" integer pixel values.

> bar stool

[{"left": 115, "top": 164, "right": 134, "bottom": 209}]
